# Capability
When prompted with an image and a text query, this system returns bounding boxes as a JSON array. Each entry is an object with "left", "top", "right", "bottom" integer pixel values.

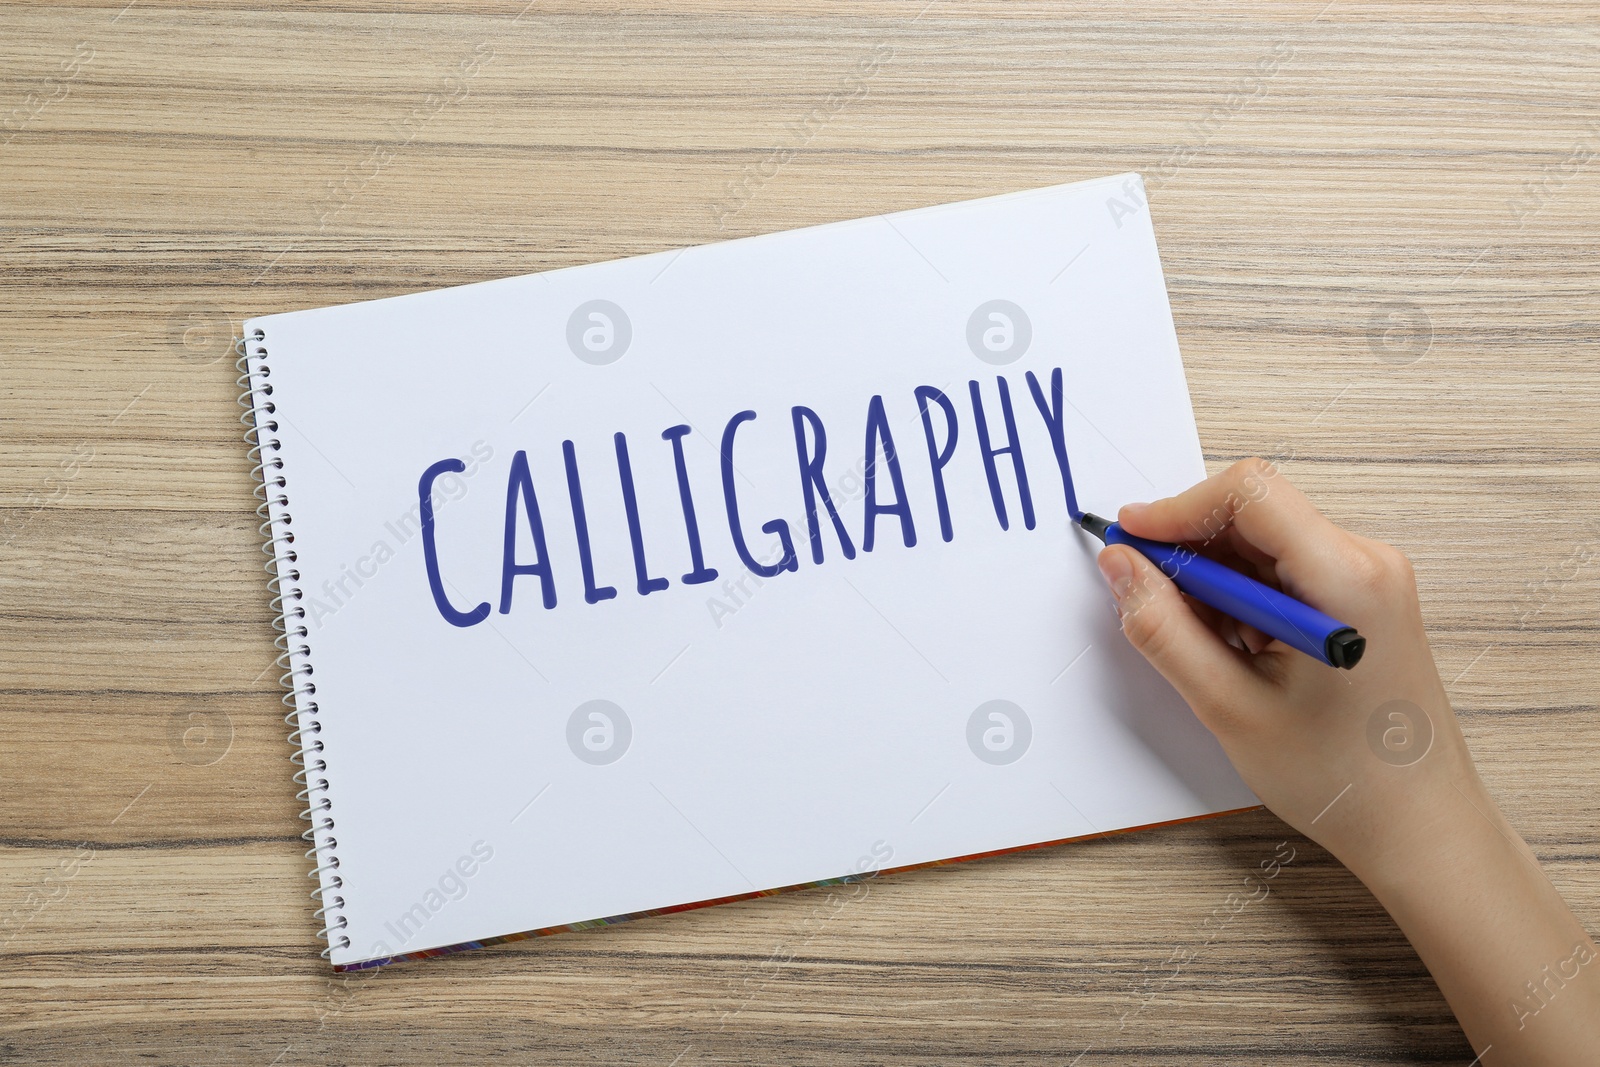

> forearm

[{"left": 1352, "top": 781, "right": 1600, "bottom": 1065}]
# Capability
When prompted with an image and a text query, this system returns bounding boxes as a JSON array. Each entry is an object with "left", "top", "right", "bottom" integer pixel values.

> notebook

[{"left": 239, "top": 172, "right": 1256, "bottom": 971}]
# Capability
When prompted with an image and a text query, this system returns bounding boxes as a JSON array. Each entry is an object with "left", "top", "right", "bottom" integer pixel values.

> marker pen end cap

[{"left": 1325, "top": 628, "right": 1366, "bottom": 669}]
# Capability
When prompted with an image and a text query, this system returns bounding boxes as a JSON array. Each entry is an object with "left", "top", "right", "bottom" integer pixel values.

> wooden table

[{"left": 3, "top": 2, "right": 1597, "bottom": 1062}]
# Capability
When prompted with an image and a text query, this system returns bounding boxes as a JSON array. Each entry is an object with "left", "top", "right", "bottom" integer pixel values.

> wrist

[
  {"left": 1332, "top": 772, "right": 1600, "bottom": 1058},
  {"left": 1347, "top": 778, "right": 1507, "bottom": 904},
  {"left": 1322, "top": 759, "right": 1504, "bottom": 902}
]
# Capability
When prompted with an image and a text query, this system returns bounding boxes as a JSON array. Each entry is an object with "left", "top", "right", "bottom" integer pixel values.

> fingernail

[
  {"left": 1120, "top": 502, "right": 1150, "bottom": 523},
  {"left": 1098, "top": 549, "right": 1134, "bottom": 603}
]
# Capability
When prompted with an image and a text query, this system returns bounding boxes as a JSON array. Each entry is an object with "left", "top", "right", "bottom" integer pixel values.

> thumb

[{"left": 1097, "top": 544, "right": 1264, "bottom": 722}]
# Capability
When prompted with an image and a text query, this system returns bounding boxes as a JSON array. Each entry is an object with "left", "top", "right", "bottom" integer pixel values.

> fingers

[
  {"left": 1235, "top": 620, "right": 1275, "bottom": 655},
  {"left": 1118, "top": 458, "right": 1344, "bottom": 570},
  {"left": 1117, "top": 458, "right": 1359, "bottom": 600},
  {"left": 1097, "top": 544, "right": 1270, "bottom": 723},
  {"left": 1223, "top": 525, "right": 1280, "bottom": 583},
  {"left": 1189, "top": 593, "right": 1275, "bottom": 655},
  {"left": 1188, "top": 534, "right": 1278, "bottom": 591}
]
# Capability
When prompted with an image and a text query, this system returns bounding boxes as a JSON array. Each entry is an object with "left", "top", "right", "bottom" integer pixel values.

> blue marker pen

[
  {"left": 1025, "top": 366, "right": 1363, "bottom": 668},
  {"left": 1078, "top": 512, "right": 1366, "bottom": 669}
]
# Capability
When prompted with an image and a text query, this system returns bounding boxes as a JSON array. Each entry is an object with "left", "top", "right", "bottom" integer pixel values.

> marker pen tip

[{"left": 1078, "top": 512, "right": 1112, "bottom": 543}]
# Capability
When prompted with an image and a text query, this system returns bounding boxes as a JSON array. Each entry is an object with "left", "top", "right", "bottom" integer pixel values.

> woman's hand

[
  {"left": 1095, "top": 456, "right": 1469, "bottom": 879},
  {"left": 1095, "top": 458, "right": 1599, "bottom": 1065}
]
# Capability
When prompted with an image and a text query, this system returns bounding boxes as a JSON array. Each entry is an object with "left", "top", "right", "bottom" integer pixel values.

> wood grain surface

[{"left": 3, "top": 2, "right": 1598, "bottom": 1063}]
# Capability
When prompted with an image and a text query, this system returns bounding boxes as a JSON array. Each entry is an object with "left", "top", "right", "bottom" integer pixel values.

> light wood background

[{"left": 3, "top": 2, "right": 1598, "bottom": 1063}]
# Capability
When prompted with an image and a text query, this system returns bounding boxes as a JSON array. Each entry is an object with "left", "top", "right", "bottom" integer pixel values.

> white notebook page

[{"left": 244, "top": 172, "right": 1256, "bottom": 970}]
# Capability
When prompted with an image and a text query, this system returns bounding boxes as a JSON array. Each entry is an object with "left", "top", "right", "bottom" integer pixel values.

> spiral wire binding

[{"left": 237, "top": 330, "right": 350, "bottom": 960}]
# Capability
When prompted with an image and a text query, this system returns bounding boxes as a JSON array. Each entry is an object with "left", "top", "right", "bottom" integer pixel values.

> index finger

[{"left": 1117, "top": 458, "right": 1346, "bottom": 572}]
